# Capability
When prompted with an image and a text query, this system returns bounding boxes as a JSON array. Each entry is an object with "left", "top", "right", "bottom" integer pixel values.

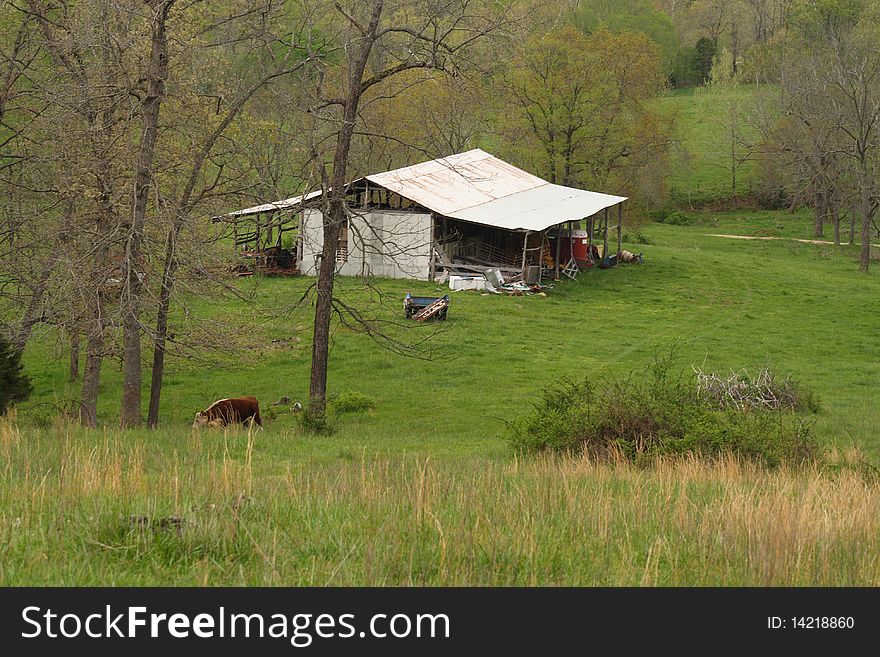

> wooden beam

[
  {"left": 554, "top": 223, "right": 562, "bottom": 280},
  {"left": 428, "top": 215, "right": 436, "bottom": 281},
  {"left": 603, "top": 207, "right": 609, "bottom": 261},
  {"left": 521, "top": 231, "right": 530, "bottom": 278},
  {"left": 617, "top": 203, "right": 623, "bottom": 256}
]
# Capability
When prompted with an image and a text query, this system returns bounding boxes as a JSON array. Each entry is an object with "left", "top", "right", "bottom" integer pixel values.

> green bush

[
  {"left": 648, "top": 207, "right": 672, "bottom": 223},
  {"left": 623, "top": 230, "right": 654, "bottom": 245},
  {"left": 0, "top": 335, "right": 32, "bottom": 414},
  {"left": 662, "top": 211, "right": 696, "bottom": 226},
  {"left": 296, "top": 405, "right": 336, "bottom": 435},
  {"left": 330, "top": 391, "right": 376, "bottom": 414},
  {"left": 508, "top": 353, "right": 820, "bottom": 467}
]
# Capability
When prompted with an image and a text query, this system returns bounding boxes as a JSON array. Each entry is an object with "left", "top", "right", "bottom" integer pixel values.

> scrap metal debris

[
  {"left": 404, "top": 293, "right": 450, "bottom": 321},
  {"left": 482, "top": 267, "right": 554, "bottom": 296}
]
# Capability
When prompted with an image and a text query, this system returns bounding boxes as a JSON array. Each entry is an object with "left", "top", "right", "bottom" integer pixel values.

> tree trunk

[
  {"left": 307, "top": 2, "right": 383, "bottom": 417},
  {"left": 69, "top": 328, "right": 80, "bottom": 381},
  {"left": 730, "top": 130, "right": 737, "bottom": 194},
  {"left": 859, "top": 163, "right": 872, "bottom": 272},
  {"left": 832, "top": 208, "right": 840, "bottom": 246},
  {"left": 813, "top": 192, "right": 825, "bottom": 238},
  {"left": 147, "top": 226, "right": 178, "bottom": 427},
  {"left": 120, "top": 0, "right": 174, "bottom": 428},
  {"left": 80, "top": 293, "right": 104, "bottom": 427},
  {"left": 308, "top": 215, "right": 342, "bottom": 415},
  {"left": 849, "top": 208, "right": 857, "bottom": 246}
]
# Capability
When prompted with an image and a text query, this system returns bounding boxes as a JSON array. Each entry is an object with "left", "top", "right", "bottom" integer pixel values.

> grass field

[
  {"left": 19, "top": 208, "right": 880, "bottom": 458},
  {"left": 2, "top": 417, "right": 878, "bottom": 585},
  {"left": 660, "top": 86, "right": 765, "bottom": 206},
  {"left": 4, "top": 207, "right": 879, "bottom": 585}
]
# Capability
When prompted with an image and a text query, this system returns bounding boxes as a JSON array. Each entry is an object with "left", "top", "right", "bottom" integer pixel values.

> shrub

[
  {"left": 296, "top": 405, "right": 336, "bottom": 435},
  {"left": 623, "top": 230, "right": 654, "bottom": 245},
  {"left": 330, "top": 391, "right": 376, "bottom": 414},
  {"left": 662, "top": 211, "right": 695, "bottom": 226},
  {"left": 0, "top": 336, "right": 32, "bottom": 415},
  {"left": 508, "top": 353, "right": 820, "bottom": 467},
  {"left": 648, "top": 207, "right": 672, "bottom": 223}
]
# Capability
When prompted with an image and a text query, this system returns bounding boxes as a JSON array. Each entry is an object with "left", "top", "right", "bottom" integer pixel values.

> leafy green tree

[
  {"left": 575, "top": 0, "right": 681, "bottom": 76},
  {"left": 502, "top": 26, "right": 671, "bottom": 201}
]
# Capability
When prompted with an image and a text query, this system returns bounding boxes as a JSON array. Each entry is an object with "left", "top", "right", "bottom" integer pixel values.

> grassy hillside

[{"left": 660, "top": 86, "right": 765, "bottom": 206}]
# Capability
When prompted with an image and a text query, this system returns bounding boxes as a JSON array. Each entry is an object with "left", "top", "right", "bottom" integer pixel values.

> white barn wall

[{"left": 300, "top": 209, "right": 433, "bottom": 281}]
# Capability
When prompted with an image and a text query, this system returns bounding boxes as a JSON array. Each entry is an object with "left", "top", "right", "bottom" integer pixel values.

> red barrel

[{"left": 568, "top": 229, "right": 589, "bottom": 262}]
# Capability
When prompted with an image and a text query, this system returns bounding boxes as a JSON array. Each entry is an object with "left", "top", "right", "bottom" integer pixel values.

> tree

[
  {"left": 692, "top": 37, "right": 717, "bottom": 83},
  {"left": 783, "top": 0, "right": 880, "bottom": 270},
  {"left": 575, "top": 0, "right": 682, "bottom": 77},
  {"left": 4, "top": 1, "right": 326, "bottom": 427},
  {"left": 0, "top": 333, "right": 31, "bottom": 414},
  {"left": 502, "top": 26, "right": 671, "bottom": 198},
  {"left": 121, "top": 0, "right": 175, "bottom": 428},
  {"left": 145, "top": 10, "right": 321, "bottom": 426},
  {"left": 696, "top": 50, "right": 757, "bottom": 195},
  {"left": 23, "top": 0, "right": 139, "bottom": 426},
  {"left": 302, "top": 0, "right": 513, "bottom": 417}
]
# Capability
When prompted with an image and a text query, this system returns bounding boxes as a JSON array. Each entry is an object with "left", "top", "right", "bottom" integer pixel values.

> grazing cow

[{"left": 192, "top": 396, "right": 262, "bottom": 429}]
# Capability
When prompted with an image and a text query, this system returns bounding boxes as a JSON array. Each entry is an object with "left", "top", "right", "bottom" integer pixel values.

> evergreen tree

[{"left": 0, "top": 335, "right": 32, "bottom": 414}]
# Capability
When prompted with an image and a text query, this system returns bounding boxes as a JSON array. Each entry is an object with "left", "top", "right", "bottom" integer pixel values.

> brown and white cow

[{"left": 192, "top": 396, "right": 262, "bottom": 429}]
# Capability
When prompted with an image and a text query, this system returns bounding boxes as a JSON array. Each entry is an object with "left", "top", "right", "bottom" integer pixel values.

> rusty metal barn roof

[{"left": 225, "top": 149, "right": 627, "bottom": 231}]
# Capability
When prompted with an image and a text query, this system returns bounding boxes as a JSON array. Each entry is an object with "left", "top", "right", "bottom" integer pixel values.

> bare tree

[
  {"left": 120, "top": 0, "right": 175, "bottom": 427},
  {"left": 302, "top": 0, "right": 512, "bottom": 417},
  {"left": 780, "top": 2, "right": 880, "bottom": 270}
]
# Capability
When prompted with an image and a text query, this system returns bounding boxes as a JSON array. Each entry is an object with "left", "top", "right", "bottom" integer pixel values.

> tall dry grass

[{"left": 0, "top": 417, "right": 878, "bottom": 585}]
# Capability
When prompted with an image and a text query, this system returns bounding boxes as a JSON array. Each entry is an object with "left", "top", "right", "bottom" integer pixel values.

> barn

[{"left": 220, "top": 149, "right": 628, "bottom": 282}]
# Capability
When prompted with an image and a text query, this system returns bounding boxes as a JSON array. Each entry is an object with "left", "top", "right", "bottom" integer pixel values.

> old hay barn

[{"left": 220, "top": 149, "right": 628, "bottom": 282}]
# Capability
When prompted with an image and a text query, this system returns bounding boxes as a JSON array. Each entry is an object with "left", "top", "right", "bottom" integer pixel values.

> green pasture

[{"left": 18, "top": 209, "right": 880, "bottom": 460}]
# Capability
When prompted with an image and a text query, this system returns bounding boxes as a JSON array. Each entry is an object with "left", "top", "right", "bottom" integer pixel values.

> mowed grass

[{"left": 6, "top": 209, "right": 880, "bottom": 585}]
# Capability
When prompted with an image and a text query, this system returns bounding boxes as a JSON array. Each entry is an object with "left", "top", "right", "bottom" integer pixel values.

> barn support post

[
  {"left": 554, "top": 222, "right": 562, "bottom": 280},
  {"left": 428, "top": 215, "right": 436, "bottom": 281},
  {"left": 521, "top": 230, "right": 530, "bottom": 278},
  {"left": 603, "top": 207, "right": 609, "bottom": 261},
  {"left": 297, "top": 212, "right": 305, "bottom": 269},
  {"left": 588, "top": 215, "right": 593, "bottom": 256},
  {"left": 617, "top": 203, "right": 622, "bottom": 256}
]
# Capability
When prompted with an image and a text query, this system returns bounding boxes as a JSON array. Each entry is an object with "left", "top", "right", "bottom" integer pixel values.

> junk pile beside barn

[{"left": 219, "top": 149, "right": 643, "bottom": 288}]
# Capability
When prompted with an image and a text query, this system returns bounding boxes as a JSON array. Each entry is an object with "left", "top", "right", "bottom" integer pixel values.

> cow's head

[{"left": 192, "top": 412, "right": 209, "bottom": 429}]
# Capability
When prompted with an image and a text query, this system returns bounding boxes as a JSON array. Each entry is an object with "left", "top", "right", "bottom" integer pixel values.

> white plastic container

[{"left": 449, "top": 275, "right": 487, "bottom": 291}]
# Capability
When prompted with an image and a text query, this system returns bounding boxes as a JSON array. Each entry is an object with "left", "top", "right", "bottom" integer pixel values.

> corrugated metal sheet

[
  {"left": 224, "top": 149, "right": 626, "bottom": 230},
  {"left": 450, "top": 183, "right": 627, "bottom": 232},
  {"left": 365, "top": 149, "right": 546, "bottom": 215},
  {"left": 224, "top": 189, "right": 323, "bottom": 217}
]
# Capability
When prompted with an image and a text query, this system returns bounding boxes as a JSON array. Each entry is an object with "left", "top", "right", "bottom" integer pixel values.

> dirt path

[{"left": 708, "top": 233, "right": 880, "bottom": 248}]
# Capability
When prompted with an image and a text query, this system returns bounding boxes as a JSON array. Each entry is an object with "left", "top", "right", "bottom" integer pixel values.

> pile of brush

[{"left": 693, "top": 367, "right": 801, "bottom": 411}]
